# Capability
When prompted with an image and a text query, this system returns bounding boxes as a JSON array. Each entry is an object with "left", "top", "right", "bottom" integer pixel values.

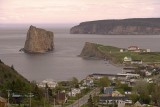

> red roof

[{"left": 128, "top": 46, "right": 138, "bottom": 49}]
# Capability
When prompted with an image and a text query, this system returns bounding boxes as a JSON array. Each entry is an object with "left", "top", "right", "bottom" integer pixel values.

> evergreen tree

[
  {"left": 11, "top": 64, "right": 15, "bottom": 70},
  {"left": 87, "top": 95, "right": 94, "bottom": 107}
]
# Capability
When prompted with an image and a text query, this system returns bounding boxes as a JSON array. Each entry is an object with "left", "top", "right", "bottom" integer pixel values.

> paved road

[{"left": 67, "top": 88, "right": 100, "bottom": 107}]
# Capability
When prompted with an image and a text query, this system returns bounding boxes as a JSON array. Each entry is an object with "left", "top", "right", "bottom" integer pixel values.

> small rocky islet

[{"left": 21, "top": 25, "right": 54, "bottom": 53}]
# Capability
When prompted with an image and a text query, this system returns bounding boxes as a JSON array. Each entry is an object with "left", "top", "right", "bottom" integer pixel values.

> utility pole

[
  {"left": 29, "top": 81, "right": 32, "bottom": 107},
  {"left": 54, "top": 98, "right": 55, "bottom": 107},
  {"left": 44, "top": 93, "right": 46, "bottom": 107},
  {"left": 46, "top": 88, "right": 49, "bottom": 103},
  {"left": 78, "top": 94, "right": 80, "bottom": 107},
  {"left": 7, "top": 90, "right": 11, "bottom": 107},
  {"left": 29, "top": 92, "right": 32, "bottom": 107}
]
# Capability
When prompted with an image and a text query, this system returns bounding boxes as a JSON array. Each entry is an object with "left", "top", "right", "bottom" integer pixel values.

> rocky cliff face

[
  {"left": 70, "top": 18, "right": 160, "bottom": 35},
  {"left": 80, "top": 42, "right": 105, "bottom": 59},
  {"left": 23, "top": 25, "right": 54, "bottom": 53}
]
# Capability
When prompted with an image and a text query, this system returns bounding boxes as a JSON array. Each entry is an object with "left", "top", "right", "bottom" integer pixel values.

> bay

[{"left": 0, "top": 25, "right": 160, "bottom": 81}]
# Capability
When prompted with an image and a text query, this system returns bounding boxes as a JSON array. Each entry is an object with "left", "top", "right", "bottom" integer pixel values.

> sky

[{"left": 0, "top": 0, "right": 160, "bottom": 24}]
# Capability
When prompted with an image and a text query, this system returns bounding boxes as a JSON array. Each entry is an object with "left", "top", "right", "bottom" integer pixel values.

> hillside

[
  {"left": 0, "top": 60, "right": 31, "bottom": 96},
  {"left": 70, "top": 18, "right": 160, "bottom": 35}
]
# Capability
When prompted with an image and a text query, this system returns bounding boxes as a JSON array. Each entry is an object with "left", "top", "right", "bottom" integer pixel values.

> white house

[
  {"left": 145, "top": 71, "right": 152, "bottom": 76},
  {"left": 146, "top": 49, "right": 151, "bottom": 52},
  {"left": 120, "top": 49, "right": 124, "bottom": 52},
  {"left": 131, "top": 60, "right": 143, "bottom": 64},
  {"left": 123, "top": 57, "right": 132, "bottom": 62},
  {"left": 68, "top": 88, "right": 81, "bottom": 97},
  {"left": 83, "top": 78, "right": 94, "bottom": 87},
  {"left": 37, "top": 79, "right": 57, "bottom": 89}
]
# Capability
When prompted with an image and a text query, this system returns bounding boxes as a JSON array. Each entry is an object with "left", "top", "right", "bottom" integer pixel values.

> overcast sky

[{"left": 0, "top": 0, "right": 160, "bottom": 24}]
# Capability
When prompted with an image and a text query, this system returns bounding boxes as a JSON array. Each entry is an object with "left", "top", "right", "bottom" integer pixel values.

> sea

[{"left": 0, "top": 24, "right": 160, "bottom": 82}]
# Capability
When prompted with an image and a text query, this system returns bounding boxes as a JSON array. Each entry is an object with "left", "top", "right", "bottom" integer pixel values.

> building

[
  {"left": 0, "top": 96, "right": 7, "bottom": 107},
  {"left": 134, "top": 101, "right": 143, "bottom": 107},
  {"left": 146, "top": 49, "right": 151, "bottom": 52},
  {"left": 112, "top": 91, "right": 124, "bottom": 97},
  {"left": 37, "top": 79, "right": 57, "bottom": 89},
  {"left": 56, "top": 92, "right": 68, "bottom": 104},
  {"left": 68, "top": 88, "right": 81, "bottom": 97},
  {"left": 117, "top": 73, "right": 140, "bottom": 79},
  {"left": 99, "top": 96, "right": 129, "bottom": 105},
  {"left": 104, "top": 87, "right": 113, "bottom": 96},
  {"left": 128, "top": 46, "right": 139, "bottom": 51},
  {"left": 124, "top": 57, "right": 132, "bottom": 62},
  {"left": 120, "top": 49, "right": 124, "bottom": 52},
  {"left": 131, "top": 60, "right": 143, "bottom": 64},
  {"left": 83, "top": 77, "right": 94, "bottom": 87}
]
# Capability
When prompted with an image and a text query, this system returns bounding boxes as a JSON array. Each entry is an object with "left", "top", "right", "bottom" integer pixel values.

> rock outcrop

[
  {"left": 70, "top": 18, "right": 160, "bottom": 35},
  {"left": 80, "top": 42, "right": 105, "bottom": 59},
  {"left": 23, "top": 25, "right": 54, "bottom": 53}
]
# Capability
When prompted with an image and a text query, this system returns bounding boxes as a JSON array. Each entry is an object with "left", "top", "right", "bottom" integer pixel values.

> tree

[
  {"left": 152, "top": 84, "right": 160, "bottom": 106},
  {"left": 33, "top": 85, "right": 43, "bottom": 100},
  {"left": 129, "top": 93, "right": 139, "bottom": 103},
  {"left": 97, "top": 77, "right": 110, "bottom": 87},
  {"left": 70, "top": 77, "right": 79, "bottom": 88},
  {"left": 87, "top": 95, "right": 94, "bottom": 107},
  {"left": 11, "top": 64, "right": 15, "bottom": 70},
  {"left": 133, "top": 80, "right": 151, "bottom": 104},
  {"left": 0, "top": 59, "right": 3, "bottom": 63}
]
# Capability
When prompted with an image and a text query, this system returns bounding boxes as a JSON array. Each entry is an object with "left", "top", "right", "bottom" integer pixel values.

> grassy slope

[
  {"left": 95, "top": 44, "right": 160, "bottom": 63},
  {"left": 0, "top": 60, "right": 31, "bottom": 96}
]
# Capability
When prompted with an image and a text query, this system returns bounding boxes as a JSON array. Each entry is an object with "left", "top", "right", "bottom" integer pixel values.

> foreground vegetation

[{"left": 0, "top": 60, "right": 45, "bottom": 106}]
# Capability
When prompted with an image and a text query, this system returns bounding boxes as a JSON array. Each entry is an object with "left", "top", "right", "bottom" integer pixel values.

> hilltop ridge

[{"left": 70, "top": 18, "right": 160, "bottom": 35}]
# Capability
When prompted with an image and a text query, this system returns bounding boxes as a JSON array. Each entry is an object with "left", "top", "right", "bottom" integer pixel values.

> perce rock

[{"left": 23, "top": 25, "right": 54, "bottom": 53}]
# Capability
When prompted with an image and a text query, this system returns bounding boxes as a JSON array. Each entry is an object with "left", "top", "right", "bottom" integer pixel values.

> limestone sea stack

[{"left": 23, "top": 25, "right": 54, "bottom": 53}]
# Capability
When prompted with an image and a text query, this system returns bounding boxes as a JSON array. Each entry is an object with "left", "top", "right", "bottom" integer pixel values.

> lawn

[{"left": 95, "top": 44, "right": 160, "bottom": 64}]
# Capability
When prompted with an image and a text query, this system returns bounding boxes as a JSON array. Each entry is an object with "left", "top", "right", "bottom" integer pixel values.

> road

[{"left": 66, "top": 88, "right": 100, "bottom": 107}]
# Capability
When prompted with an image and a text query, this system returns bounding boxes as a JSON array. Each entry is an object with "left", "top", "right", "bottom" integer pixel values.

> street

[{"left": 67, "top": 88, "right": 100, "bottom": 107}]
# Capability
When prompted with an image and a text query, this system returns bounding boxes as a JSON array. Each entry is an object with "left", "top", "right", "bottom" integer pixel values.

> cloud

[{"left": 0, "top": 0, "right": 160, "bottom": 23}]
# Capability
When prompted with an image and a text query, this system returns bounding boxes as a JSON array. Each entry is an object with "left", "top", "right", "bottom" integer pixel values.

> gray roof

[{"left": 99, "top": 96, "right": 128, "bottom": 101}]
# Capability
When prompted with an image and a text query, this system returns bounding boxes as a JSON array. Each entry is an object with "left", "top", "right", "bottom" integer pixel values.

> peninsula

[
  {"left": 70, "top": 18, "right": 160, "bottom": 35},
  {"left": 80, "top": 42, "right": 160, "bottom": 64},
  {"left": 23, "top": 25, "right": 54, "bottom": 53}
]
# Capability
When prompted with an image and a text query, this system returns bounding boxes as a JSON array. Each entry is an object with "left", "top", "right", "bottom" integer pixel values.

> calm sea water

[{"left": 0, "top": 25, "right": 160, "bottom": 81}]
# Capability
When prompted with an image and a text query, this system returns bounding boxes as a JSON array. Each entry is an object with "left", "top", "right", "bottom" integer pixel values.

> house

[
  {"left": 122, "top": 67, "right": 136, "bottom": 73},
  {"left": 104, "top": 87, "right": 113, "bottom": 96},
  {"left": 128, "top": 46, "right": 139, "bottom": 51},
  {"left": 112, "top": 91, "right": 124, "bottom": 97},
  {"left": 56, "top": 92, "right": 68, "bottom": 104},
  {"left": 124, "top": 91, "right": 131, "bottom": 95},
  {"left": 99, "top": 96, "right": 129, "bottom": 105},
  {"left": 83, "top": 77, "right": 94, "bottom": 87},
  {"left": 146, "top": 49, "right": 151, "bottom": 52},
  {"left": 131, "top": 60, "right": 143, "bottom": 64},
  {"left": 145, "top": 71, "right": 152, "bottom": 76},
  {"left": 120, "top": 49, "right": 124, "bottom": 52},
  {"left": 123, "top": 57, "right": 132, "bottom": 62},
  {"left": 68, "top": 88, "right": 81, "bottom": 97},
  {"left": 134, "top": 101, "right": 143, "bottom": 107},
  {"left": 145, "top": 78, "right": 153, "bottom": 83},
  {"left": 118, "top": 100, "right": 125, "bottom": 107},
  {"left": 37, "top": 79, "right": 57, "bottom": 89},
  {"left": 0, "top": 96, "right": 7, "bottom": 107}
]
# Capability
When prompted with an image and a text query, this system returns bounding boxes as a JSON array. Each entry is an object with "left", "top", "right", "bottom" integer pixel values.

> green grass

[{"left": 94, "top": 44, "right": 160, "bottom": 64}]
